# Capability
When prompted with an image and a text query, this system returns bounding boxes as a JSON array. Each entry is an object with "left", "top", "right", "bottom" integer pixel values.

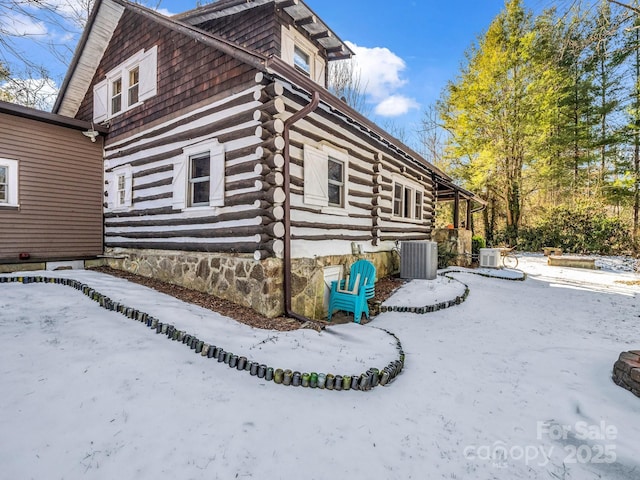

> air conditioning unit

[
  {"left": 479, "top": 248, "right": 501, "bottom": 268},
  {"left": 400, "top": 241, "right": 438, "bottom": 280}
]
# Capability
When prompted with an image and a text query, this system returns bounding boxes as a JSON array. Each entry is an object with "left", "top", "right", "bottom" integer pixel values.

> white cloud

[
  {"left": 374, "top": 95, "right": 419, "bottom": 117},
  {"left": 4, "top": 12, "right": 48, "bottom": 37},
  {"left": 346, "top": 41, "right": 407, "bottom": 101},
  {"left": 344, "top": 41, "right": 418, "bottom": 117},
  {"left": 155, "top": 8, "right": 175, "bottom": 17}
]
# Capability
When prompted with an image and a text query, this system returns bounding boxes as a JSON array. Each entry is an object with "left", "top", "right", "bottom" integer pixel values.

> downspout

[{"left": 282, "top": 90, "right": 321, "bottom": 323}]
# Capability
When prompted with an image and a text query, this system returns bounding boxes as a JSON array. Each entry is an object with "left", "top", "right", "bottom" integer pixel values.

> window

[
  {"left": 173, "top": 139, "right": 225, "bottom": 211},
  {"left": 0, "top": 159, "right": 19, "bottom": 207},
  {"left": 0, "top": 166, "right": 7, "bottom": 203},
  {"left": 111, "top": 77, "right": 122, "bottom": 114},
  {"left": 93, "top": 46, "right": 158, "bottom": 122},
  {"left": 393, "top": 177, "right": 424, "bottom": 221},
  {"left": 128, "top": 66, "right": 139, "bottom": 105},
  {"left": 393, "top": 183, "right": 402, "bottom": 216},
  {"left": 294, "top": 46, "right": 311, "bottom": 76},
  {"left": 303, "top": 144, "right": 348, "bottom": 212},
  {"left": 281, "top": 26, "right": 326, "bottom": 86},
  {"left": 327, "top": 157, "right": 344, "bottom": 207},
  {"left": 188, "top": 153, "right": 211, "bottom": 207},
  {"left": 107, "top": 164, "right": 132, "bottom": 210},
  {"left": 117, "top": 173, "right": 126, "bottom": 206}
]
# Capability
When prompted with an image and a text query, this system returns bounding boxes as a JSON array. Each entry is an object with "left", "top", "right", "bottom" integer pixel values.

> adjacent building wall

[{"left": 0, "top": 112, "right": 103, "bottom": 262}]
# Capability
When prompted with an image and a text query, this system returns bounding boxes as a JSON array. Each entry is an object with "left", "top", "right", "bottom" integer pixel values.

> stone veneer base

[{"left": 104, "top": 248, "right": 398, "bottom": 320}]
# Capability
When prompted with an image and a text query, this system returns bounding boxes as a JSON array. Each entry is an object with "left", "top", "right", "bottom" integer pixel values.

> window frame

[
  {"left": 111, "top": 77, "right": 122, "bottom": 115},
  {"left": 128, "top": 65, "right": 140, "bottom": 106},
  {"left": 281, "top": 25, "right": 326, "bottom": 87},
  {"left": 174, "top": 139, "right": 225, "bottom": 212},
  {"left": 303, "top": 143, "right": 349, "bottom": 215},
  {"left": 0, "top": 165, "right": 7, "bottom": 203},
  {"left": 108, "top": 164, "right": 132, "bottom": 211},
  {"left": 391, "top": 174, "right": 424, "bottom": 223},
  {"left": 0, "top": 158, "right": 19, "bottom": 208},
  {"left": 293, "top": 45, "right": 312, "bottom": 77},
  {"left": 188, "top": 152, "right": 212, "bottom": 208},
  {"left": 94, "top": 46, "right": 157, "bottom": 122},
  {"left": 327, "top": 156, "right": 345, "bottom": 208}
]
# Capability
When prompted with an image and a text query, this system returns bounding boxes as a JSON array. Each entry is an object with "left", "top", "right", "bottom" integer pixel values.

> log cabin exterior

[
  {"left": 0, "top": 101, "right": 104, "bottom": 270},
  {"left": 54, "top": 0, "right": 481, "bottom": 319}
]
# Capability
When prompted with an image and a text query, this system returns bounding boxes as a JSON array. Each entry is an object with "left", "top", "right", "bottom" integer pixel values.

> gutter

[{"left": 282, "top": 90, "right": 321, "bottom": 323}]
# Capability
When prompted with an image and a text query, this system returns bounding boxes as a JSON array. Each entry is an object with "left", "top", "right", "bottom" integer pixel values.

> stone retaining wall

[
  {"left": 613, "top": 350, "right": 640, "bottom": 398},
  {"left": 105, "top": 248, "right": 397, "bottom": 320}
]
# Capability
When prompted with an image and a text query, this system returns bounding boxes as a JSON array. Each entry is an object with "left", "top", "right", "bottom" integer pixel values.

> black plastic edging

[
  {"left": 378, "top": 268, "right": 526, "bottom": 314},
  {"left": 1, "top": 275, "right": 405, "bottom": 392}
]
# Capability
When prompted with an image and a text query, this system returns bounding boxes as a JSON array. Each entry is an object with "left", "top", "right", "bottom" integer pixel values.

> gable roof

[{"left": 174, "top": 0, "right": 353, "bottom": 61}]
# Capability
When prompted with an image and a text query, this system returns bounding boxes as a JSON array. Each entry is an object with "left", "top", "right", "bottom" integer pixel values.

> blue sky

[{"left": 3, "top": 0, "right": 519, "bottom": 136}]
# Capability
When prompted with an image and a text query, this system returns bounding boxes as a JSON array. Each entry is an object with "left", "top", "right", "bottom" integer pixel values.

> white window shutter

[
  {"left": 93, "top": 80, "right": 108, "bottom": 123},
  {"left": 209, "top": 143, "right": 225, "bottom": 207},
  {"left": 281, "top": 26, "right": 295, "bottom": 65},
  {"left": 139, "top": 45, "right": 158, "bottom": 101},
  {"left": 303, "top": 144, "right": 329, "bottom": 206},
  {"left": 123, "top": 168, "right": 133, "bottom": 208},
  {"left": 314, "top": 56, "right": 326, "bottom": 87},
  {"left": 172, "top": 158, "right": 187, "bottom": 210}
]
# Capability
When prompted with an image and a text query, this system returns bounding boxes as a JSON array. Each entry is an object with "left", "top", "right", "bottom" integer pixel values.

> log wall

[{"left": 103, "top": 78, "right": 286, "bottom": 259}]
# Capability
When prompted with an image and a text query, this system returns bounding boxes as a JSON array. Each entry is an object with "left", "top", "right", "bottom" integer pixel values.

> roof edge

[
  {"left": 1, "top": 100, "right": 108, "bottom": 132},
  {"left": 52, "top": 0, "right": 105, "bottom": 114}
]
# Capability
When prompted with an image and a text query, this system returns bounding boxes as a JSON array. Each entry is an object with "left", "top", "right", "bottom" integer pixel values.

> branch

[{"left": 608, "top": 0, "right": 640, "bottom": 15}]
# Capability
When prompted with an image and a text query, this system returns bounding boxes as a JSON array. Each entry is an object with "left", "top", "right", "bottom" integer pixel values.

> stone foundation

[
  {"left": 432, "top": 228, "right": 472, "bottom": 267},
  {"left": 613, "top": 350, "right": 640, "bottom": 398},
  {"left": 290, "top": 252, "right": 397, "bottom": 320},
  {"left": 105, "top": 248, "right": 284, "bottom": 318},
  {"left": 105, "top": 248, "right": 397, "bottom": 321}
]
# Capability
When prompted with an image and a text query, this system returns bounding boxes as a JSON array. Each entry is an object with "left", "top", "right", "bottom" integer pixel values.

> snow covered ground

[{"left": 1, "top": 254, "right": 640, "bottom": 479}]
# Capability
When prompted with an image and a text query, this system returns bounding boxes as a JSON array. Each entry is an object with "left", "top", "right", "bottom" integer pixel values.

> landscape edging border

[
  {"left": 1, "top": 275, "right": 405, "bottom": 392},
  {"left": 378, "top": 269, "right": 525, "bottom": 314}
]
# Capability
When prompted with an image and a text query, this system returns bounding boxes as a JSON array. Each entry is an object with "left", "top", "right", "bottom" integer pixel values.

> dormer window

[
  {"left": 281, "top": 26, "right": 325, "bottom": 87},
  {"left": 294, "top": 46, "right": 311, "bottom": 76}
]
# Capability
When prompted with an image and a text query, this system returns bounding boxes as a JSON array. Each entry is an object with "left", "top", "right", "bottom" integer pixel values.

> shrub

[
  {"left": 472, "top": 235, "right": 485, "bottom": 258},
  {"left": 514, "top": 203, "right": 633, "bottom": 254}
]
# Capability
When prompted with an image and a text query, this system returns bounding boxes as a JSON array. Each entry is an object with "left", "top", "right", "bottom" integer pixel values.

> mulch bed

[{"left": 90, "top": 266, "right": 406, "bottom": 331}]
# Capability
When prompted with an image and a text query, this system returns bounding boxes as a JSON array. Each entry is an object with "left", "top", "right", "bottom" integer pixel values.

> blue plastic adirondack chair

[{"left": 328, "top": 259, "right": 376, "bottom": 323}]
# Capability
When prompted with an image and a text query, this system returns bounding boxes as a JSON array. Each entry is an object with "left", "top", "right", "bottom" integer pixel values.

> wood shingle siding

[
  {"left": 0, "top": 112, "right": 103, "bottom": 262},
  {"left": 197, "top": 3, "right": 279, "bottom": 57},
  {"left": 75, "top": 10, "right": 257, "bottom": 140}
]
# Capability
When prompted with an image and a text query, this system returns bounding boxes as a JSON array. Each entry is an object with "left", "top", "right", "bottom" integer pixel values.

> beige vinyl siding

[{"left": 0, "top": 112, "right": 103, "bottom": 261}]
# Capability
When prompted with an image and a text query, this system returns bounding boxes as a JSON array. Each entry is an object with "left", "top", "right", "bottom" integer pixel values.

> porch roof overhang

[{"left": 434, "top": 173, "right": 486, "bottom": 211}]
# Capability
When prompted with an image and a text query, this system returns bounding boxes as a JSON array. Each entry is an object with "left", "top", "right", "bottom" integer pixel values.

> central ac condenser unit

[{"left": 399, "top": 241, "right": 438, "bottom": 280}]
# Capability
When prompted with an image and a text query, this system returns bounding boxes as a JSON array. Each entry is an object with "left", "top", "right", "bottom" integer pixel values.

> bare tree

[
  {"left": 417, "top": 104, "right": 446, "bottom": 169},
  {"left": 0, "top": 0, "right": 164, "bottom": 109},
  {"left": 327, "top": 57, "right": 371, "bottom": 117}
]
